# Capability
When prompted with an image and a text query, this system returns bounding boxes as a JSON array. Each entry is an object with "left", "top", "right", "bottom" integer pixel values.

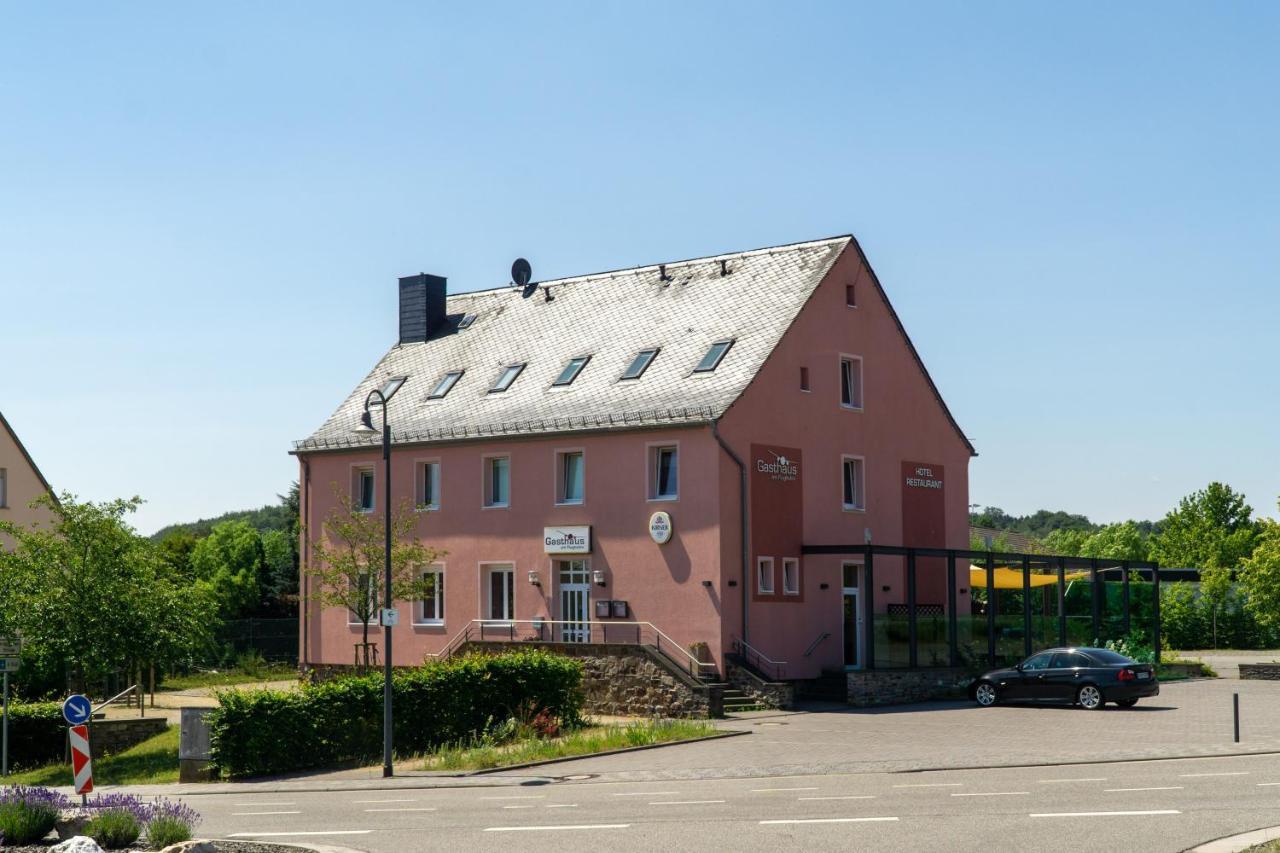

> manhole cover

[{"left": 558, "top": 773, "right": 597, "bottom": 781}]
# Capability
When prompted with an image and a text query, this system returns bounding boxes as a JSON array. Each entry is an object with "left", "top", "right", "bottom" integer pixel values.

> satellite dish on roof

[{"left": 511, "top": 258, "right": 532, "bottom": 288}]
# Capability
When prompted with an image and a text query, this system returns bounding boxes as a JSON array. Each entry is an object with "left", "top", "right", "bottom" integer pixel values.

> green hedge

[
  {"left": 208, "top": 650, "right": 583, "bottom": 778},
  {"left": 5, "top": 702, "right": 65, "bottom": 770}
]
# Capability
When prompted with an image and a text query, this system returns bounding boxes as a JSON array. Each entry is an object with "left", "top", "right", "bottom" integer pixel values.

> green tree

[
  {"left": 1151, "top": 482, "right": 1259, "bottom": 570},
  {"left": 190, "top": 520, "right": 266, "bottom": 618},
  {"left": 156, "top": 529, "right": 199, "bottom": 577},
  {"left": 1043, "top": 528, "right": 1087, "bottom": 556},
  {"left": 261, "top": 528, "right": 297, "bottom": 613},
  {"left": 0, "top": 493, "right": 216, "bottom": 693},
  {"left": 1241, "top": 510, "right": 1280, "bottom": 632},
  {"left": 309, "top": 491, "right": 442, "bottom": 670},
  {"left": 1078, "top": 522, "right": 1150, "bottom": 562}
]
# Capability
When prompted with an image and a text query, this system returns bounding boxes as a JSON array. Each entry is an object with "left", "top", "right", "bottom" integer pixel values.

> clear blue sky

[{"left": 2, "top": 3, "right": 1277, "bottom": 535}]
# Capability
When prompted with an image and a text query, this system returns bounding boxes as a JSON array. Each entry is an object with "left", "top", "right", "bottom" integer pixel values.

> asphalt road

[{"left": 171, "top": 752, "right": 1280, "bottom": 853}]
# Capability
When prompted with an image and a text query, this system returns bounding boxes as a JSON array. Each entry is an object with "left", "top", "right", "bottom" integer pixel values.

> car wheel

[
  {"left": 1077, "top": 684, "right": 1104, "bottom": 710},
  {"left": 1116, "top": 698, "right": 1138, "bottom": 708},
  {"left": 974, "top": 682, "right": 998, "bottom": 707}
]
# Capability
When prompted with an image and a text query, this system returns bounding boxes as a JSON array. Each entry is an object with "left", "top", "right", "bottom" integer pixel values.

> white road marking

[
  {"left": 648, "top": 800, "right": 727, "bottom": 806},
  {"left": 363, "top": 807, "right": 437, "bottom": 813},
  {"left": 1037, "top": 778, "right": 1107, "bottom": 784},
  {"left": 1030, "top": 810, "right": 1181, "bottom": 818},
  {"left": 483, "top": 819, "right": 629, "bottom": 824},
  {"left": 892, "top": 782, "right": 962, "bottom": 788},
  {"left": 760, "top": 817, "right": 899, "bottom": 825},
  {"left": 1258, "top": 783, "right": 1280, "bottom": 787},
  {"left": 752, "top": 786, "right": 820, "bottom": 792},
  {"left": 611, "top": 791, "right": 679, "bottom": 797},
  {"left": 546, "top": 804, "right": 579, "bottom": 808},
  {"left": 799, "top": 795, "right": 876, "bottom": 801},
  {"left": 1179, "top": 771, "right": 1248, "bottom": 778},
  {"left": 354, "top": 798, "right": 417, "bottom": 803},
  {"left": 502, "top": 805, "right": 536, "bottom": 809},
  {"left": 480, "top": 795, "right": 547, "bottom": 800},
  {"left": 1104, "top": 786, "right": 1184, "bottom": 793},
  {"left": 228, "top": 831, "right": 374, "bottom": 837},
  {"left": 231, "top": 811, "right": 303, "bottom": 816},
  {"left": 233, "top": 801, "right": 295, "bottom": 806},
  {"left": 951, "top": 792, "right": 1028, "bottom": 798}
]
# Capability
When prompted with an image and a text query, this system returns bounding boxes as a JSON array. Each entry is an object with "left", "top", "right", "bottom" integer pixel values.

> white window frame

[
  {"left": 839, "top": 354, "right": 864, "bottom": 410},
  {"left": 842, "top": 454, "right": 867, "bottom": 512},
  {"left": 417, "top": 564, "right": 445, "bottom": 626},
  {"left": 416, "top": 459, "right": 441, "bottom": 511},
  {"left": 481, "top": 562, "right": 516, "bottom": 623},
  {"left": 555, "top": 448, "right": 586, "bottom": 506},
  {"left": 346, "top": 571, "right": 378, "bottom": 626},
  {"left": 647, "top": 442, "right": 679, "bottom": 502},
  {"left": 757, "top": 556, "right": 775, "bottom": 595},
  {"left": 782, "top": 558, "right": 800, "bottom": 595},
  {"left": 482, "top": 454, "right": 511, "bottom": 509},
  {"left": 355, "top": 467, "right": 376, "bottom": 513}
]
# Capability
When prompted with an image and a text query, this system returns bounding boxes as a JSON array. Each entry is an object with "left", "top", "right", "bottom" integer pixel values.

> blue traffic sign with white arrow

[{"left": 62, "top": 694, "right": 92, "bottom": 726}]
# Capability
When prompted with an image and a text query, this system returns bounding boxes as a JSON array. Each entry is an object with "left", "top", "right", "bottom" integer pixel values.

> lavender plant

[
  {"left": 145, "top": 798, "right": 201, "bottom": 849},
  {"left": 0, "top": 785, "right": 72, "bottom": 845},
  {"left": 84, "top": 792, "right": 150, "bottom": 849}
]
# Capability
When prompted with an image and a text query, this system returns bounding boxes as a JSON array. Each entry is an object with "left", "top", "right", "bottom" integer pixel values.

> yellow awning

[{"left": 969, "top": 566, "right": 1091, "bottom": 590}]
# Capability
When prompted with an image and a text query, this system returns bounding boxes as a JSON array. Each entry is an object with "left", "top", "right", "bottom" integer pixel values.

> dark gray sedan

[{"left": 971, "top": 647, "right": 1159, "bottom": 710}]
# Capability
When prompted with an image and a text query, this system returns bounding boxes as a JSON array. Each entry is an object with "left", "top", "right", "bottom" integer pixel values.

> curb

[
  {"left": 1186, "top": 824, "right": 1280, "bottom": 852},
  {"left": 214, "top": 842, "right": 369, "bottom": 853},
  {"left": 466, "top": 729, "right": 751, "bottom": 775},
  {"left": 892, "top": 748, "right": 1280, "bottom": 775}
]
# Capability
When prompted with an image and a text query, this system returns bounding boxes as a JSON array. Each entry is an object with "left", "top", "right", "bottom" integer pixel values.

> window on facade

[
  {"left": 846, "top": 283, "right": 857, "bottom": 307},
  {"left": 418, "top": 461, "right": 440, "bottom": 510},
  {"left": 800, "top": 366, "right": 810, "bottom": 392},
  {"left": 553, "top": 355, "right": 591, "bottom": 387},
  {"left": 379, "top": 375, "right": 407, "bottom": 401},
  {"left": 621, "top": 348, "right": 659, "bottom": 380},
  {"left": 356, "top": 469, "right": 375, "bottom": 512},
  {"left": 484, "top": 456, "right": 510, "bottom": 507},
  {"left": 757, "top": 557, "right": 775, "bottom": 594},
  {"left": 486, "top": 566, "right": 515, "bottom": 621},
  {"left": 693, "top": 339, "right": 734, "bottom": 373},
  {"left": 349, "top": 572, "right": 376, "bottom": 624},
  {"left": 420, "top": 566, "right": 444, "bottom": 625},
  {"left": 650, "top": 445, "right": 678, "bottom": 500},
  {"left": 490, "top": 363, "right": 525, "bottom": 393},
  {"left": 783, "top": 558, "right": 800, "bottom": 595},
  {"left": 558, "top": 451, "right": 585, "bottom": 504},
  {"left": 840, "top": 356, "right": 863, "bottom": 409},
  {"left": 0, "top": 467, "right": 6, "bottom": 508},
  {"left": 427, "top": 370, "right": 463, "bottom": 399},
  {"left": 842, "top": 457, "right": 865, "bottom": 511}
]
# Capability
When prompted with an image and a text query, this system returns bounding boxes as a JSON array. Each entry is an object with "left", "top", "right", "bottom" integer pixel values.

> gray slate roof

[{"left": 295, "top": 236, "right": 851, "bottom": 452}]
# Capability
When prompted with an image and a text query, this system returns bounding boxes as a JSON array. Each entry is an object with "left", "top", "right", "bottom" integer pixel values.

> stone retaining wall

[
  {"left": 90, "top": 717, "right": 168, "bottom": 756},
  {"left": 846, "top": 668, "right": 969, "bottom": 707},
  {"left": 725, "top": 661, "right": 794, "bottom": 709},
  {"left": 463, "top": 641, "right": 721, "bottom": 718},
  {"left": 1239, "top": 663, "right": 1280, "bottom": 680}
]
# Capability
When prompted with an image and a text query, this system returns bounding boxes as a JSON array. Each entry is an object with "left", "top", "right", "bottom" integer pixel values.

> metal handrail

[
  {"left": 730, "top": 637, "right": 787, "bottom": 680},
  {"left": 93, "top": 684, "right": 144, "bottom": 718},
  {"left": 802, "top": 632, "right": 831, "bottom": 657}
]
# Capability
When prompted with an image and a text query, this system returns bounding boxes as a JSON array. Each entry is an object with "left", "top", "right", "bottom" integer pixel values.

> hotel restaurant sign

[{"left": 544, "top": 526, "right": 591, "bottom": 554}]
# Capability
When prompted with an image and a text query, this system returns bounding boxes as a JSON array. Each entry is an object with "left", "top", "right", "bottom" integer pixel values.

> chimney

[{"left": 399, "top": 273, "right": 447, "bottom": 344}]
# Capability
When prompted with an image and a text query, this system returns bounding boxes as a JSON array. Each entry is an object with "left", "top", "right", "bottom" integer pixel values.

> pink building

[{"left": 294, "top": 235, "right": 974, "bottom": 680}]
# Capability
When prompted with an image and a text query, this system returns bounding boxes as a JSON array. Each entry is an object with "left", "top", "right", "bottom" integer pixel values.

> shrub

[
  {"left": 145, "top": 799, "right": 200, "bottom": 849},
  {"left": 209, "top": 649, "right": 583, "bottom": 777},
  {"left": 0, "top": 786, "right": 70, "bottom": 845},
  {"left": 4, "top": 702, "right": 65, "bottom": 770},
  {"left": 85, "top": 808, "right": 143, "bottom": 849}
]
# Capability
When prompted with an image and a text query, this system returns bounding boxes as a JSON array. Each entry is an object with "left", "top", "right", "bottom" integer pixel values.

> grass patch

[
  {"left": 420, "top": 718, "right": 720, "bottom": 772},
  {"left": 159, "top": 665, "right": 298, "bottom": 691},
  {"left": 6, "top": 727, "right": 180, "bottom": 787},
  {"left": 1245, "top": 842, "right": 1280, "bottom": 852}
]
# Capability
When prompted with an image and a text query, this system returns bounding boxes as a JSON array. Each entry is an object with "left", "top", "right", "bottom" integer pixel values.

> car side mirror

[{"left": 1015, "top": 663, "right": 1023, "bottom": 672}]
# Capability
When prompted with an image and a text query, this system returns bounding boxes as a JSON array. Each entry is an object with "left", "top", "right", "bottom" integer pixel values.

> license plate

[{"left": 1137, "top": 672, "right": 1150, "bottom": 680}]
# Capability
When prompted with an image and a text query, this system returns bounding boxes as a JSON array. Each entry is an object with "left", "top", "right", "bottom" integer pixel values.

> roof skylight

[
  {"left": 553, "top": 355, "right": 591, "bottom": 387},
  {"left": 458, "top": 313, "right": 478, "bottom": 329},
  {"left": 621, "top": 348, "right": 659, "bottom": 380},
  {"left": 489, "top": 363, "right": 526, "bottom": 393},
  {"left": 693, "top": 340, "right": 734, "bottom": 373},
  {"left": 378, "top": 375, "right": 408, "bottom": 400},
  {"left": 427, "top": 370, "right": 463, "bottom": 400}
]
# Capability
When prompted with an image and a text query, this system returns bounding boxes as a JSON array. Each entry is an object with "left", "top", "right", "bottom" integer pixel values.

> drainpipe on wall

[
  {"left": 710, "top": 419, "right": 749, "bottom": 644},
  {"left": 300, "top": 457, "right": 311, "bottom": 668}
]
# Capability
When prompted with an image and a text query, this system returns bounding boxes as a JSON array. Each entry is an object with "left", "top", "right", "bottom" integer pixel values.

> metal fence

[{"left": 214, "top": 618, "right": 299, "bottom": 664}]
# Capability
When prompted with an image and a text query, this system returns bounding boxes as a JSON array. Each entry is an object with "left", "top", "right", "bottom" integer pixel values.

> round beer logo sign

[{"left": 649, "top": 511, "right": 673, "bottom": 544}]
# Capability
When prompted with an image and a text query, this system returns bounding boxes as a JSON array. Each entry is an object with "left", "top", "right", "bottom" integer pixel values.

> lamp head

[{"left": 353, "top": 409, "right": 377, "bottom": 435}]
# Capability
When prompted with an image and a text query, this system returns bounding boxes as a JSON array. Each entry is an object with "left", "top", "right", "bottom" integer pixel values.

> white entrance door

[
  {"left": 842, "top": 561, "right": 863, "bottom": 669},
  {"left": 558, "top": 560, "right": 590, "bottom": 642}
]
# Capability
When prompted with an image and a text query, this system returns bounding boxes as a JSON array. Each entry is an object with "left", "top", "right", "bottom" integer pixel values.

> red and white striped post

[{"left": 69, "top": 724, "right": 93, "bottom": 795}]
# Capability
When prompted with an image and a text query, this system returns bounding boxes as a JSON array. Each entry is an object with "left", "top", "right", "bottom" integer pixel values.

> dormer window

[
  {"left": 553, "top": 355, "right": 591, "bottom": 387},
  {"left": 621, "top": 348, "right": 659, "bottom": 380},
  {"left": 427, "top": 370, "right": 463, "bottom": 400},
  {"left": 490, "top": 363, "right": 525, "bottom": 393},
  {"left": 693, "top": 340, "right": 734, "bottom": 373}
]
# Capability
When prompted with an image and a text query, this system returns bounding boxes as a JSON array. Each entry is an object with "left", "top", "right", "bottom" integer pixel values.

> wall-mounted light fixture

[
  {"left": 881, "top": 585, "right": 891, "bottom": 592},
  {"left": 701, "top": 580, "right": 713, "bottom": 588},
  {"left": 528, "top": 570, "right": 541, "bottom": 587},
  {"left": 592, "top": 569, "right": 606, "bottom": 587},
  {"left": 819, "top": 583, "right": 829, "bottom": 590}
]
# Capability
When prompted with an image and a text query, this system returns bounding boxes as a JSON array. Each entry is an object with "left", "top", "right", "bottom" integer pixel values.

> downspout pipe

[
  {"left": 300, "top": 457, "right": 311, "bottom": 668},
  {"left": 710, "top": 419, "right": 749, "bottom": 644}
]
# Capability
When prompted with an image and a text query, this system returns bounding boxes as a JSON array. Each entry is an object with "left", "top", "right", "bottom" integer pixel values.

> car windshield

[{"left": 1086, "top": 649, "right": 1134, "bottom": 665}]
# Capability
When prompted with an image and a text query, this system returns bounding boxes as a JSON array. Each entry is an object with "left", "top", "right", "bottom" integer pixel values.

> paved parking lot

[{"left": 511, "top": 678, "right": 1280, "bottom": 782}]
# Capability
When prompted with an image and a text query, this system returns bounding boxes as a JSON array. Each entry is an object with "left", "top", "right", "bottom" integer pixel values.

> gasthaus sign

[{"left": 544, "top": 526, "right": 591, "bottom": 554}]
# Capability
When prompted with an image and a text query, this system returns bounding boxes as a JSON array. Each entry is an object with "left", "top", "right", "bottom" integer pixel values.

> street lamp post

[{"left": 354, "top": 389, "right": 394, "bottom": 778}]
